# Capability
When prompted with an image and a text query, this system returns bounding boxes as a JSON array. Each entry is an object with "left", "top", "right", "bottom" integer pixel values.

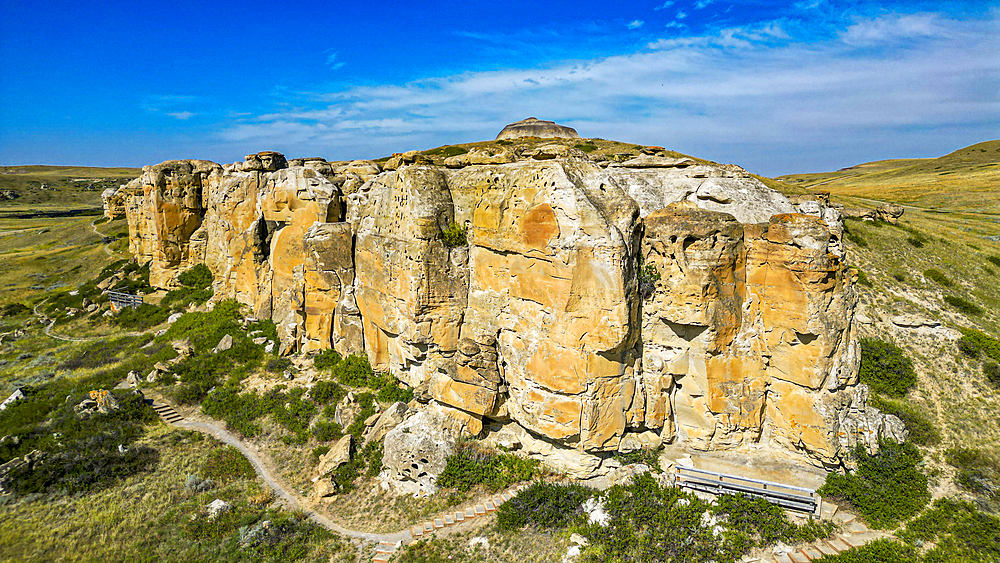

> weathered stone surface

[
  {"left": 875, "top": 203, "right": 904, "bottom": 224},
  {"left": 381, "top": 406, "right": 461, "bottom": 496},
  {"left": 363, "top": 401, "right": 408, "bottom": 444},
  {"left": 495, "top": 117, "right": 581, "bottom": 141},
  {"left": 315, "top": 435, "right": 352, "bottom": 477},
  {"left": 122, "top": 143, "right": 895, "bottom": 473},
  {"left": 612, "top": 160, "right": 796, "bottom": 224}
]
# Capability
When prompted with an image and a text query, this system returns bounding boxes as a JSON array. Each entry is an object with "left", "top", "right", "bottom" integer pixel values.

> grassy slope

[
  {"left": 0, "top": 165, "right": 140, "bottom": 210},
  {"left": 775, "top": 140, "right": 1000, "bottom": 212}
]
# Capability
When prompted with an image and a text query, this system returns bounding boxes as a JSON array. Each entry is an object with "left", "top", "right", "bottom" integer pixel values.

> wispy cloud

[
  {"left": 141, "top": 94, "right": 200, "bottom": 118},
  {"left": 628, "top": 20, "right": 645, "bottom": 29},
  {"left": 167, "top": 111, "right": 196, "bottom": 120},
  {"left": 654, "top": 1, "right": 674, "bottom": 10},
  {"left": 695, "top": 0, "right": 714, "bottom": 8},
  {"left": 217, "top": 12, "right": 1000, "bottom": 175},
  {"left": 325, "top": 51, "right": 346, "bottom": 70},
  {"left": 676, "top": 11, "right": 688, "bottom": 20}
]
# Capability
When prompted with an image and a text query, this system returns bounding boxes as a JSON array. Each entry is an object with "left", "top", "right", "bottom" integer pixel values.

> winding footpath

[{"left": 150, "top": 402, "right": 526, "bottom": 562}]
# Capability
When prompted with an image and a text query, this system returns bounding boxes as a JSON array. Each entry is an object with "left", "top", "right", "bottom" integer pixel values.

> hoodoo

[
  {"left": 495, "top": 117, "right": 581, "bottom": 141},
  {"left": 107, "top": 134, "right": 905, "bottom": 479}
]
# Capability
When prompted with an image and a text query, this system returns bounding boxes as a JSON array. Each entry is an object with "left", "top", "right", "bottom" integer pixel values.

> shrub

[
  {"left": 858, "top": 337, "right": 916, "bottom": 397},
  {"left": 161, "top": 286, "right": 213, "bottom": 309},
  {"left": 311, "top": 420, "right": 343, "bottom": 442},
  {"left": 612, "top": 447, "right": 662, "bottom": 471},
  {"left": 441, "top": 222, "right": 467, "bottom": 247},
  {"left": 438, "top": 441, "right": 540, "bottom": 492},
  {"left": 496, "top": 481, "right": 594, "bottom": 531},
  {"left": 576, "top": 473, "right": 829, "bottom": 563},
  {"left": 638, "top": 259, "right": 661, "bottom": 299},
  {"left": 424, "top": 146, "right": 468, "bottom": 158},
  {"left": 811, "top": 538, "right": 918, "bottom": 562},
  {"left": 944, "top": 295, "right": 983, "bottom": 316},
  {"left": 956, "top": 328, "right": 1000, "bottom": 363},
  {"left": 987, "top": 255, "right": 1000, "bottom": 268},
  {"left": 818, "top": 440, "right": 929, "bottom": 529},
  {"left": 945, "top": 447, "right": 1000, "bottom": 499},
  {"left": 265, "top": 357, "right": 292, "bottom": 373},
  {"left": 332, "top": 354, "right": 377, "bottom": 387},
  {"left": 0, "top": 302, "right": 29, "bottom": 317},
  {"left": 374, "top": 373, "right": 413, "bottom": 403},
  {"left": 984, "top": 362, "right": 1000, "bottom": 388},
  {"left": 923, "top": 268, "right": 952, "bottom": 287},
  {"left": 957, "top": 336, "right": 981, "bottom": 358},
  {"left": 868, "top": 395, "right": 940, "bottom": 446},
  {"left": 854, "top": 268, "right": 872, "bottom": 287},
  {"left": 845, "top": 231, "right": 868, "bottom": 248},
  {"left": 906, "top": 237, "right": 924, "bottom": 248},
  {"left": 310, "top": 380, "right": 345, "bottom": 405},
  {"left": 114, "top": 303, "right": 170, "bottom": 330},
  {"left": 177, "top": 263, "right": 213, "bottom": 289},
  {"left": 899, "top": 498, "right": 1000, "bottom": 562},
  {"left": 201, "top": 446, "right": 256, "bottom": 482},
  {"left": 892, "top": 272, "right": 906, "bottom": 282},
  {"left": 574, "top": 143, "right": 598, "bottom": 153},
  {"left": 313, "top": 349, "right": 342, "bottom": 370}
]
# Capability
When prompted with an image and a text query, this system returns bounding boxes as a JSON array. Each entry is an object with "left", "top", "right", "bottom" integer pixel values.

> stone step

[
  {"left": 444, "top": 515, "right": 455, "bottom": 526},
  {"left": 834, "top": 512, "right": 856, "bottom": 525},
  {"left": 802, "top": 546, "right": 824, "bottom": 560},
  {"left": 774, "top": 553, "right": 794, "bottom": 563},
  {"left": 454, "top": 511, "right": 465, "bottom": 522},
  {"left": 474, "top": 505, "right": 486, "bottom": 516},
  {"left": 789, "top": 551, "right": 810, "bottom": 563},
  {"left": 410, "top": 525, "right": 423, "bottom": 538},
  {"left": 816, "top": 542, "right": 838, "bottom": 557},
  {"left": 465, "top": 507, "right": 476, "bottom": 519},
  {"left": 827, "top": 538, "right": 850, "bottom": 553},
  {"left": 847, "top": 521, "right": 869, "bottom": 534},
  {"left": 373, "top": 554, "right": 391, "bottom": 563},
  {"left": 433, "top": 518, "right": 444, "bottom": 529},
  {"left": 484, "top": 500, "right": 496, "bottom": 513}
]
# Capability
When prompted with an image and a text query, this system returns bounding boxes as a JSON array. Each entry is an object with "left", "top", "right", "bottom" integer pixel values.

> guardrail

[
  {"left": 674, "top": 465, "right": 821, "bottom": 515},
  {"left": 106, "top": 290, "right": 143, "bottom": 310}
]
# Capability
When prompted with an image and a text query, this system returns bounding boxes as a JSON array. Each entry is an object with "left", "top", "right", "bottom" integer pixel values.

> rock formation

[
  {"left": 115, "top": 139, "right": 903, "bottom": 475},
  {"left": 496, "top": 117, "right": 581, "bottom": 141}
]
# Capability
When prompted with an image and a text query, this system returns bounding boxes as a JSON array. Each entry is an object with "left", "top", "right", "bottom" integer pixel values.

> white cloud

[
  {"left": 695, "top": 0, "right": 713, "bottom": 8},
  {"left": 628, "top": 20, "right": 645, "bottom": 29},
  {"left": 654, "top": 1, "right": 674, "bottom": 10},
  {"left": 325, "top": 52, "right": 346, "bottom": 70},
  {"left": 216, "top": 12, "right": 1000, "bottom": 175},
  {"left": 676, "top": 11, "right": 687, "bottom": 20},
  {"left": 167, "top": 111, "right": 196, "bottom": 120}
]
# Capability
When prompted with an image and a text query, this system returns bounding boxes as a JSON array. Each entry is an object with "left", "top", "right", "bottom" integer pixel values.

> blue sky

[{"left": 0, "top": 0, "right": 997, "bottom": 175}]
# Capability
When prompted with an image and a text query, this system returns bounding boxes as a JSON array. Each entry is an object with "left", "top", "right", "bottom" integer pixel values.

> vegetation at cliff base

[
  {"left": 495, "top": 481, "right": 594, "bottom": 531},
  {"left": 818, "top": 440, "right": 929, "bottom": 529},
  {"left": 438, "top": 440, "right": 540, "bottom": 492}
]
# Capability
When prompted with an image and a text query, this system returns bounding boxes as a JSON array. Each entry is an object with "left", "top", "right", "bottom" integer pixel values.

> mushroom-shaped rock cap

[{"left": 495, "top": 117, "right": 581, "bottom": 141}]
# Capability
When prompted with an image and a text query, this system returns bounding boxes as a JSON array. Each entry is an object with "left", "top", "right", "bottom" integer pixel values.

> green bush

[
  {"left": 313, "top": 349, "right": 342, "bottom": 370},
  {"left": 1, "top": 389, "right": 158, "bottom": 494},
  {"left": 332, "top": 354, "right": 377, "bottom": 387},
  {"left": 310, "top": 380, "right": 345, "bottom": 405},
  {"left": 441, "top": 222, "right": 467, "bottom": 247},
  {"left": 906, "top": 237, "right": 924, "bottom": 248},
  {"left": 577, "top": 473, "right": 831, "bottom": 563},
  {"left": 424, "top": 146, "right": 468, "bottom": 158},
  {"left": 899, "top": 498, "right": 1000, "bottom": 562},
  {"left": 945, "top": 447, "right": 1000, "bottom": 499},
  {"left": 574, "top": 143, "right": 598, "bottom": 153},
  {"left": 944, "top": 295, "right": 983, "bottom": 316},
  {"left": 868, "top": 395, "right": 940, "bottom": 446},
  {"left": 923, "top": 268, "right": 952, "bottom": 286},
  {"left": 812, "top": 538, "right": 918, "bottom": 562},
  {"left": 818, "top": 440, "right": 929, "bottom": 529},
  {"left": 201, "top": 446, "right": 256, "bottom": 483},
  {"left": 983, "top": 361, "right": 1000, "bottom": 388},
  {"left": 956, "top": 328, "right": 1000, "bottom": 362},
  {"left": 437, "top": 441, "right": 540, "bottom": 492},
  {"left": 161, "top": 286, "right": 213, "bottom": 309},
  {"left": 496, "top": 481, "right": 594, "bottom": 531},
  {"left": 858, "top": 337, "right": 916, "bottom": 397},
  {"left": 987, "top": 255, "right": 1000, "bottom": 267},
  {"left": 311, "top": 420, "right": 343, "bottom": 442},
  {"left": 845, "top": 230, "right": 868, "bottom": 248},
  {"left": 177, "top": 263, "right": 213, "bottom": 289},
  {"left": 854, "top": 268, "right": 872, "bottom": 287},
  {"left": 612, "top": 447, "right": 662, "bottom": 471},
  {"left": 0, "top": 302, "right": 29, "bottom": 317},
  {"left": 374, "top": 373, "right": 413, "bottom": 404},
  {"left": 114, "top": 303, "right": 170, "bottom": 330}
]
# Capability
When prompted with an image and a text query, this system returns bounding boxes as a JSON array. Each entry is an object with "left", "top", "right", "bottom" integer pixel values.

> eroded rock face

[
  {"left": 495, "top": 117, "right": 581, "bottom": 141},
  {"left": 118, "top": 145, "right": 898, "bottom": 473}
]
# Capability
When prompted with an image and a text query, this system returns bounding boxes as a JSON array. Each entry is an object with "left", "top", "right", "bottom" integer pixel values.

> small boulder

[
  {"left": 876, "top": 203, "right": 904, "bottom": 224},
  {"left": 207, "top": 498, "right": 231, "bottom": 519},
  {"left": 126, "top": 371, "right": 142, "bottom": 387},
  {"left": 363, "top": 402, "right": 409, "bottom": 444},
  {"left": 167, "top": 312, "right": 183, "bottom": 324},
  {"left": 316, "top": 435, "right": 352, "bottom": 478},
  {"left": 213, "top": 334, "right": 234, "bottom": 353}
]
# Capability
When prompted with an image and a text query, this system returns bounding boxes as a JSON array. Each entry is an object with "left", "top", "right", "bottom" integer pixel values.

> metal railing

[
  {"left": 674, "top": 465, "right": 821, "bottom": 515},
  {"left": 106, "top": 290, "right": 143, "bottom": 310}
]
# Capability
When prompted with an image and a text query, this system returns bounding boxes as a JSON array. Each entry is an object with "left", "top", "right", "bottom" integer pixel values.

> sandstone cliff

[{"left": 114, "top": 143, "right": 903, "bottom": 474}]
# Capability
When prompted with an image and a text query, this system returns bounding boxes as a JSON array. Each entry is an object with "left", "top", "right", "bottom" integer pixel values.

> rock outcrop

[
  {"left": 496, "top": 117, "right": 581, "bottom": 141},
  {"left": 116, "top": 140, "right": 902, "bottom": 474}
]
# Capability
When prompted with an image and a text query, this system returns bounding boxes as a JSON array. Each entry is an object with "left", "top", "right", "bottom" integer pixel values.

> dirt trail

[
  {"left": 174, "top": 417, "right": 411, "bottom": 544},
  {"left": 90, "top": 217, "right": 115, "bottom": 256}
]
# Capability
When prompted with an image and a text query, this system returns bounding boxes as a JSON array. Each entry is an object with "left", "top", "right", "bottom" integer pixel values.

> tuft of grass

[{"left": 923, "top": 268, "right": 952, "bottom": 286}]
